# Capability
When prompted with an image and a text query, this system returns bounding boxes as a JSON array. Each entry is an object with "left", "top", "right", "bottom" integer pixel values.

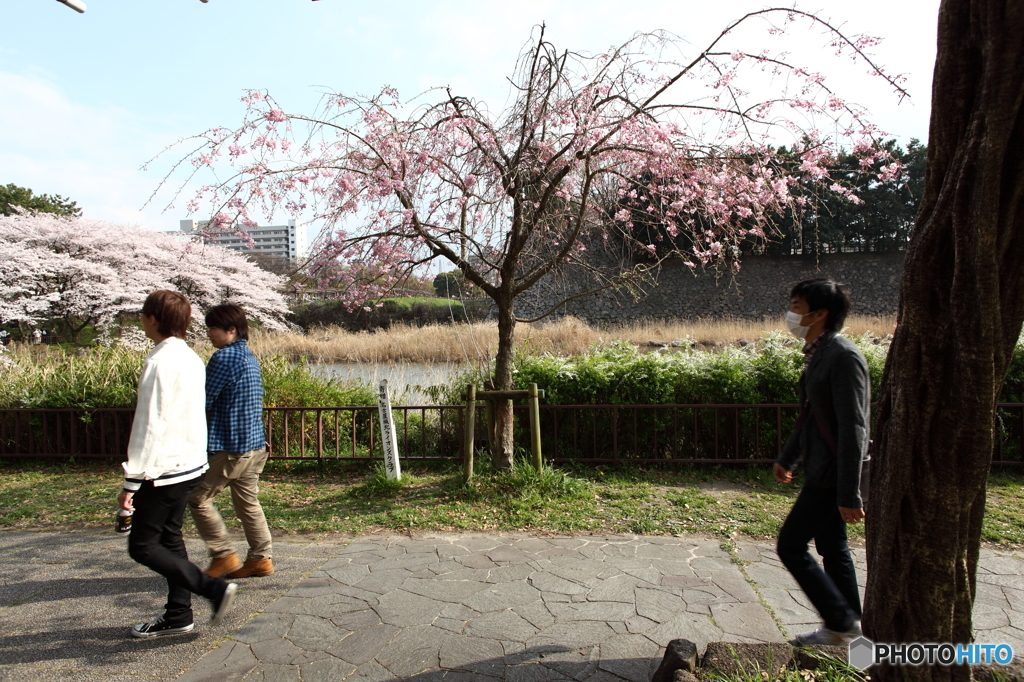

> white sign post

[{"left": 377, "top": 379, "right": 401, "bottom": 480}]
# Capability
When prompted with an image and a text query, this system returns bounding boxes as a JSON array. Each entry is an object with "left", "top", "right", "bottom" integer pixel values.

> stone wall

[{"left": 515, "top": 252, "right": 905, "bottom": 322}]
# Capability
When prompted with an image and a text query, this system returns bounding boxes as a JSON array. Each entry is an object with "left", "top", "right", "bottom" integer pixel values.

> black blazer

[{"left": 777, "top": 331, "right": 871, "bottom": 508}]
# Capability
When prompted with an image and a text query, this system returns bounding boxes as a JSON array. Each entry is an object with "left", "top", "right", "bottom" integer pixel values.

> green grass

[
  {"left": 701, "top": 647, "right": 867, "bottom": 682},
  {"left": 2, "top": 459, "right": 1022, "bottom": 548},
  {"left": 982, "top": 468, "right": 1024, "bottom": 546},
  {"left": 383, "top": 297, "right": 462, "bottom": 309}
]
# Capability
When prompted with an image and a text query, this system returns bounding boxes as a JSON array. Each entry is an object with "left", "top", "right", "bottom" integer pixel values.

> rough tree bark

[
  {"left": 863, "top": 1, "right": 1024, "bottom": 680},
  {"left": 491, "top": 285, "right": 517, "bottom": 471}
]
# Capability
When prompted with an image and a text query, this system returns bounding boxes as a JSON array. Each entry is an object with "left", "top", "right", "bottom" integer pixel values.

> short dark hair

[
  {"left": 204, "top": 304, "right": 249, "bottom": 340},
  {"left": 790, "top": 279, "right": 851, "bottom": 332},
  {"left": 142, "top": 290, "right": 191, "bottom": 339}
]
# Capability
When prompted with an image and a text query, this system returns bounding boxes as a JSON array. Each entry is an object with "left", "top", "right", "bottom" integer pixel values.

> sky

[{"left": 2, "top": 0, "right": 940, "bottom": 240}]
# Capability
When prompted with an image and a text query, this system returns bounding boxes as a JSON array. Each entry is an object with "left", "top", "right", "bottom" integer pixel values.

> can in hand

[{"left": 116, "top": 508, "right": 133, "bottom": 533}]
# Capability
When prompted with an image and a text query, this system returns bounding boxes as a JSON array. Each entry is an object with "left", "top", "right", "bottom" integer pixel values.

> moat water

[{"left": 307, "top": 362, "right": 474, "bottom": 405}]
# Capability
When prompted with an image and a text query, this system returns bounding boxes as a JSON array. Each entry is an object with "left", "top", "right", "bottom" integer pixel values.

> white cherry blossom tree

[{"left": 0, "top": 212, "right": 291, "bottom": 340}]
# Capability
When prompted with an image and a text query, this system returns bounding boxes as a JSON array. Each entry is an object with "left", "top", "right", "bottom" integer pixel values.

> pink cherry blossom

[
  {"left": 150, "top": 14, "right": 906, "bottom": 401},
  {"left": 264, "top": 108, "right": 288, "bottom": 123}
]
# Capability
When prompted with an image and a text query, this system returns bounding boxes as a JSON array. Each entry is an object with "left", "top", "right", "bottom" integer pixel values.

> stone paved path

[
  {"left": 2, "top": 530, "right": 1022, "bottom": 682},
  {"left": 0, "top": 530, "right": 336, "bottom": 682},
  {"left": 737, "top": 542, "right": 1024, "bottom": 648},
  {"left": 180, "top": 534, "right": 782, "bottom": 682}
]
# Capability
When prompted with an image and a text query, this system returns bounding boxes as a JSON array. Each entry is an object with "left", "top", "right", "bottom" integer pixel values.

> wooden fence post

[
  {"left": 529, "top": 383, "right": 542, "bottom": 473},
  {"left": 484, "top": 380, "right": 496, "bottom": 463},
  {"left": 463, "top": 384, "right": 476, "bottom": 483}
]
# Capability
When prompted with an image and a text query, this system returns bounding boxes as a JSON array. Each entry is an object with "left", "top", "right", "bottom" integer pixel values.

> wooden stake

[
  {"left": 529, "top": 383, "right": 542, "bottom": 473},
  {"left": 463, "top": 384, "right": 476, "bottom": 483}
]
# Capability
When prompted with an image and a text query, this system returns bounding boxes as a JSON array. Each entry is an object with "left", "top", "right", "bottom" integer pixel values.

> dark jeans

[
  {"left": 128, "top": 478, "right": 228, "bottom": 626},
  {"left": 776, "top": 486, "right": 861, "bottom": 632}
]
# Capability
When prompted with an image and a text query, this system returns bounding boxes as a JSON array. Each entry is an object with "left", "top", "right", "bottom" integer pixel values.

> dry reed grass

[{"left": 250, "top": 314, "right": 896, "bottom": 363}]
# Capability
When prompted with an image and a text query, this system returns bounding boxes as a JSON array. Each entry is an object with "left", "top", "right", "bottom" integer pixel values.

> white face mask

[{"left": 786, "top": 311, "right": 811, "bottom": 339}]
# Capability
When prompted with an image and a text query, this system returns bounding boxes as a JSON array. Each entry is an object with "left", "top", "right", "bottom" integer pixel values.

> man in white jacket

[{"left": 116, "top": 290, "right": 237, "bottom": 638}]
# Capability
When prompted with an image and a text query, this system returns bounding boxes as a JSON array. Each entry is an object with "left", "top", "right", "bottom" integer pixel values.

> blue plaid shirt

[{"left": 206, "top": 339, "right": 265, "bottom": 453}]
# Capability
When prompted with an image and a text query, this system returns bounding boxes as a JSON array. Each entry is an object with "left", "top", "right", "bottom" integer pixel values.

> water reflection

[{"left": 307, "top": 362, "right": 470, "bottom": 405}]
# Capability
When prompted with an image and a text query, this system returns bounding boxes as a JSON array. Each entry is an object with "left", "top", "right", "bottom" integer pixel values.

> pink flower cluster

[{"left": 159, "top": 14, "right": 905, "bottom": 313}]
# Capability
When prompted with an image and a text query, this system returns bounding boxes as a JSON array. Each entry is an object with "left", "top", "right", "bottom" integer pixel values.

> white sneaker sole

[
  {"left": 130, "top": 622, "right": 195, "bottom": 639},
  {"left": 210, "top": 582, "right": 237, "bottom": 627},
  {"left": 791, "top": 625, "right": 861, "bottom": 647}
]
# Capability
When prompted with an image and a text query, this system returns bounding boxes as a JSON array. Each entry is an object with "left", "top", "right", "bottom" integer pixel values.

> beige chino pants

[{"left": 187, "top": 449, "right": 272, "bottom": 561}]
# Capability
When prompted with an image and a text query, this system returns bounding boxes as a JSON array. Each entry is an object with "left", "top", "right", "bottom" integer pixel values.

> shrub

[
  {"left": 432, "top": 332, "right": 908, "bottom": 461},
  {"left": 292, "top": 297, "right": 468, "bottom": 331},
  {"left": 0, "top": 346, "right": 379, "bottom": 460},
  {"left": 1001, "top": 341, "right": 1024, "bottom": 403},
  {"left": 505, "top": 332, "right": 901, "bottom": 407},
  {"left": 0, "top": 347, "right": 374, "bottom": 410},
  {"left": 432, "top": 270, "right": 479, "bottom": 299},
  {"left": 0, "top": 346, "right": 146, "bottom": 409},
  {"left": 260, "top": 355, "right": 375, "bottom": 408}
]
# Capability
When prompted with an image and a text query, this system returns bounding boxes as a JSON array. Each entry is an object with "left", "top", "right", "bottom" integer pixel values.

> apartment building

[{"left": 178, "top": 219, "right": 308, "bottom": 260}]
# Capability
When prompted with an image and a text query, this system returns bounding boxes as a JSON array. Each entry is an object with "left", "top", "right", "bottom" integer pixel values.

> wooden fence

[{"left": 2, "top": 404, "right": 1022, "bottom": 465}]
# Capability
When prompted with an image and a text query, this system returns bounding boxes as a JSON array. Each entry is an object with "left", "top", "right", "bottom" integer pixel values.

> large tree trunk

[
  {"left": 863, "top": 1, "right": 1024, "bottom": 680},
  {"left": 491, "top": 292, "right": 516, "bottom": 471},
  {"left": 63, "top": 316, "right": 88, "bottom": 343}
]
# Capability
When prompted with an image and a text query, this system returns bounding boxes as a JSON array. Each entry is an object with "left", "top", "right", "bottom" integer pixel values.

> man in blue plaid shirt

[{"left": 188, "top": 304, "right": 273, "bottom": 579}]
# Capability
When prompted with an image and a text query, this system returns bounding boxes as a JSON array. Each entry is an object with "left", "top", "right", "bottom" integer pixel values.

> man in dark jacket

[{"left": 774, "top": 279, "right": 870, "bottom": 646}]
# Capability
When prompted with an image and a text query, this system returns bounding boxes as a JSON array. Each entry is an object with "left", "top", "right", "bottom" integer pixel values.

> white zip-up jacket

[{"left": 122, "top": 336, "right": 209, "bottom": 491}]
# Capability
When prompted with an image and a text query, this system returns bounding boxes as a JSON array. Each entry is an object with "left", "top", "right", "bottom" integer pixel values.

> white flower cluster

[
  {"left": 114, "top": 326, "right": 152, "bottom": 352},
  {"left": 96, "top": 325, "right": 153, "bottom": 352},
  {"left": 0, "top": 342, "right": 15, "bottom": 371},
  {"left": 0, "top": 212, "right": 292, "bottom": 336}
]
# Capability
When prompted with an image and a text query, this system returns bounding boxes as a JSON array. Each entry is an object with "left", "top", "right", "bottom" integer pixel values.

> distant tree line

[
  {"left": 1, "top": 183, "right": 82, "bottom": 218},
  {"left": 622, "top": 139, "right": 926, "bottom": 261},
  {"left": 292, "top": 297, "right": 497, "bottom": 332},
  {"left": 757, "top": 139, "right": 926, "bottom": 256}
]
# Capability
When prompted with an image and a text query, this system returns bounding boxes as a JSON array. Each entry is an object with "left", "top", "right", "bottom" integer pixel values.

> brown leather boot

[
  {"left": 226, "top": 558, "right": 274, "bottom": 578},
  {"left": 203, "top": 554, "right": 241, "bottom": 578}
]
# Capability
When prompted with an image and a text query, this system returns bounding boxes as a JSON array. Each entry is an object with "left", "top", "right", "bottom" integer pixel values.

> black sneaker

[
  {"left": 130, "top": 616, "right": 195, "bottom": 639},
  {"left": 210, "top": 582, "right": 237, "bottom": 626}
]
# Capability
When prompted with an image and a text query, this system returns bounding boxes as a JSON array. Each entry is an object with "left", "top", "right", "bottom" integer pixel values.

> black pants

[
  {"left": 776, "top": 486, "right": 861, "bottom": 632},
  {"left": 128, "top": 478, "right": 227, "bottom": 626}
]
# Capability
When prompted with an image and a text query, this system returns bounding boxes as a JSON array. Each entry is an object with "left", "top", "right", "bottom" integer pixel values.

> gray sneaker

[
  {"left": 131, "top": 616, "right": 195, "bottom": 639},
  {"left": 791, "top": 621, "right": 862, "bottom": 646},
  {"left": 210, "top": 582, "right": 237, "bottom": 627}
]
